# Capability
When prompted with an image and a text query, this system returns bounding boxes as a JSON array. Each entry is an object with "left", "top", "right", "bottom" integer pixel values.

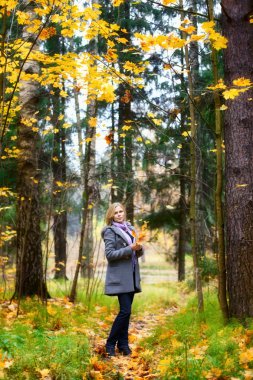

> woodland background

[{"left": 0, "top": 0, "right": 253, "bottom": 379}]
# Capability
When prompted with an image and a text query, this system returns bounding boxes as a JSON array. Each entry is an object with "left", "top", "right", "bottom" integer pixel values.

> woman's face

[{"left": 113, "top": 206, "right": 125, "bottom": 223}]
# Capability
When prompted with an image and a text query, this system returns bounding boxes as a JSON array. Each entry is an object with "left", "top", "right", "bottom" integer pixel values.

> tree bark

[
  {"left": 118, "top": 0, "right": 134, "bottom": 222},
  {"left": 178, "top": 110, "right": 187, "bottom": 281},
  {"left": 189, "top": 0, "right": 205, "bottom": 260},
  {"left": 51, "top": 90, "right": 67, "bottom": 280},
  {"left": 207, "top": 0, "right": 228, "bottom": 321},
  {"left": 180, "top": 0, "right": 204, "bottom": 311},
  {"left": 222, "top": 1, "right": 253, "bottom": 319},
  {"left": 81, "top": 98, "right": 98, "bottom": 279},
  {"left": 14, "top": 1, "right": 48, "bottom": 299}
]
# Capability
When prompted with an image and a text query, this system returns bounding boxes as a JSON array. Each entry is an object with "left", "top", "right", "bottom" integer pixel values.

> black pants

[{"left": 106, "top": 292, "right": 135, "bottom": 348}]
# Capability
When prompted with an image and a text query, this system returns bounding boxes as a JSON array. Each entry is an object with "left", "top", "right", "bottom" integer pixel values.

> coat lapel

[{"left": 109, "top": 226, "right": 132, "bottom": 244}]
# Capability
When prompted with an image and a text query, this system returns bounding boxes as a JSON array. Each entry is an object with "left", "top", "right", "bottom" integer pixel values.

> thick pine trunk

[
  {"left": 14, "top": 2, "right": 48, "bottom": 299},
  {"left": 222, "top": 1, "right": 253, "bottom": 319}
]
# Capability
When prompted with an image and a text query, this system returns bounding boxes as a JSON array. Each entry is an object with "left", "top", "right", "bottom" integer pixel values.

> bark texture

[
  {"left": 222, "top": 1, "right": 253, "bottom": 318},
  {"left": 15, "top": 2, "right": 48, "bottom": 298},
  {"left": 52, "top": 91, "right": 67, "bottom": 280},
  {"left": 208, "top": 0, "right": 228, "bottom": 320}
]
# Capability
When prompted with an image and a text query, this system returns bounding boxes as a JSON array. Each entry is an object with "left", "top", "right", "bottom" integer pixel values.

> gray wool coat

[{"left": 102, "top": 225, "right": 143, "bottom": 296}]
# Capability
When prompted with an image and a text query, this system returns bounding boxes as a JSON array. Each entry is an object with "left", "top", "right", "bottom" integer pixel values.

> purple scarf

[
  {"left": 112, "top": 221, "right": 135, "bottom": 245},
  {"left": 112, "top": 221, "right": 137, "bottom": 269}
]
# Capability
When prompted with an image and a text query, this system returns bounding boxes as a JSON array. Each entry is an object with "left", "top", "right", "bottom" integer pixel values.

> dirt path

[{"left": 86, "top": 305, "right": 179, "bottom": 380}]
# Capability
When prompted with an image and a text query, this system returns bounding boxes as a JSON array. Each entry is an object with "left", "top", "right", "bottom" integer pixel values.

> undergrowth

[{"left": 140, "top": 291, "right": 253, "bottom": 380}]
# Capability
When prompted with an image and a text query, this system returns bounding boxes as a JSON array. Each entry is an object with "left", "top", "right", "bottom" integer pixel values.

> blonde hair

[{"left": 105, "top": 202, "right": 126, "bottom": 225}]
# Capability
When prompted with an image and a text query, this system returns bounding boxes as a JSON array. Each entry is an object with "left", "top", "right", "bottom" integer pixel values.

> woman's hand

[{"left": 130, "top": 242, "right": 142, "bottom": 251}]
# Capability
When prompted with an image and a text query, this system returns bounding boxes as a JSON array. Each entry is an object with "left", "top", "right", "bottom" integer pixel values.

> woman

[{"left": 102, "top": 202, "right": 143, "bottom": 357}]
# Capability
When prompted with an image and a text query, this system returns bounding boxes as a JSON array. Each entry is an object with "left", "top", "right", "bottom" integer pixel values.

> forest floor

[
  {"left": 1, "top": 280, "right": 253, "bottom": 379},
  {"left": 2, "top": 246, "right": 253, "bottom": 379},
  {"left": 87, "top": 303, "right": 180, "bottom": 380}
]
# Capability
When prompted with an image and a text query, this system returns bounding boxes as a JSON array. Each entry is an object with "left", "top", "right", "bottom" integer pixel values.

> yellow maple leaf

[
  {"left": 158, "top": 357, "right": 171, "bottom": 374},
  {"left": 240, "top": 347, "right": 253, "bottom": 364},
  {"left": 201, "top": 21, "right": 215, "bottom": 33},
  {"left": 117, "top": 37, "right": 128, "bottom": 44},
  {"left": 212, "top": 34, "right": 228, "bottom": 50},
  {"left": 233, "top": 77, "right": 252, "bottom": 87},
  {"left": 162, "top": 0, "right": 177, "bottom": 5},
  {"left": 190, "top": 34, "right": 205, "bottom": 41},
  {"left": 182, "top": 131, "right": 191, "bottom": 137},
  {"left": 122, "top": 125, "right": 132, "bottom": 131},
  {"left": 88, "top": 117, "right": 97, "bottom": 127},
  {"left": 207, "top": 79, "right": 227, "bottom": 91},
  {"left": 112, "top": 0, "right": 125, "bottom": 7},
  {"left": 179, "top": 25, "right": 196, "bottom": 34},
  {"left": 37, "top": 368, "right": 51, "bottom": 379},
  {"left": 223, "top": 88, "right": 247, "bottom": 100}
]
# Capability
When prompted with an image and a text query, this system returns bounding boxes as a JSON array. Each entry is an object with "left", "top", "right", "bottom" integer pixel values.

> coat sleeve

[{"left": 104, "top": 228, "right": 133, "bottom": 262}]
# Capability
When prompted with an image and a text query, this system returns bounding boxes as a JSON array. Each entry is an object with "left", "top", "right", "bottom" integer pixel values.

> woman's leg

[
  {"left": 117, "top": 292, "right": 134, "bottom": 349},
  {"left": 106, "top": 292, "right": 134, "bottom": 351}
]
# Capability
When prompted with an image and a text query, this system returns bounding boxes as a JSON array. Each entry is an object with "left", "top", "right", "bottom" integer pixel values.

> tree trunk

[
  {"left": 118, "top": 0, "right": 134, "bottom": 222},
  {"left": 69, "top": 98, "right": 97, "bottom": 299},
  {"left": 74, "top": 81, "right": 84, "bottom": 173},
  {"left": 0, "top": 7, "right": 7, "bottom": 145},
  {"left": 222, "top": 1, "right": 253, "bottom": 319},
  {"left": 207, "top": 0, "right": 228, "bottom": 321},
  {"left": 81, "top": 98, "right": 98, "bottom": 279},
  {"left": 51, "top": 91, "right": 67, "bottom": 280},
  {"left": 178, "top": 110, "right": 187, "bottom": 281},
  {"left": 116, "top": 82, "right": 127, "bottom": 203},
  {"left": 178, "top": 48, "right": 188, "bottom": 282},
  {"left": 189, "top": 0, "right": 205, "bottom": 259},
  {"left": 14, "top": 1, "right": 48, "bottom": 299},
  {"left": 111, "top": 102, "right": 117, "bottom": 203},
  {"left": 180, "top": 0, "right": 204, "bottom": 311}
]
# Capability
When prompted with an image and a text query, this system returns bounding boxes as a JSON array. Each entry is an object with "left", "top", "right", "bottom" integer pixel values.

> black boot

[
  {"left": 117, "top": 346, "right": 132, "bottom": 356},
  {"left": 105, "top": 345, "right": 116, "bottom": 357}
]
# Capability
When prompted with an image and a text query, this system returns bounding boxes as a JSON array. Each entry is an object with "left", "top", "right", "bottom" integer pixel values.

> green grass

[
  {"left": 0, "top": 279, "right": 184, "bottom": 379},
  {"left": 3, "top": 279, "right": 249, "bottom": 380},
  {"left": 0, "top": 298, "right": 90, "bottom": 380},
  {"left": 139, "top": 291, "right": 249, "bottom": 380}
]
